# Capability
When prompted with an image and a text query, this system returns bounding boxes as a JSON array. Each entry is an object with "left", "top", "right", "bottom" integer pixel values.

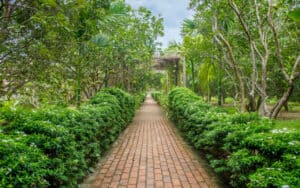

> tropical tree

[
  {"left": 184, "top": 0, "right": 300, "bottom": 118},
  {"left": 0, "top": 0, "right": 163, "bottom": 106}
]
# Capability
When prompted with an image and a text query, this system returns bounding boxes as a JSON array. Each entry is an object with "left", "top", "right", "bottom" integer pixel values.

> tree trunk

[
  {"left": 217, "top": 72, "right": 222, "bottom": 106},
  {"left": 259, "top": 61, "right": 269, "bottom": 116},
  {"left": 247, "top": 95, "right": 257, "bottom": 112},
  {"left": 256, "top": 96, "right": 262, "bottom": 111},
  {"left": 207, "top": 84, "right": 211, "bottom": 103},
  {"left": 191, "top": 61, "right": 195, "bottom": 92},
  {"left": 269, "top": 85, "right": 294, "bottom": 119},
  {"left": 248, "top": 43, "right": 258, "bottom": 112},
  {"left": 266, "top": 0, "right": 300, "bottom": 118},
  {"left": 174, "top": 60, "right": 179, "bottom": 86},
  {"left": 182, "top": 57, "right": 187, "bottom": 87},
  {"left": 104, "top": 67, "right": 109, "bottom": 87},
  {"left": 213, "top": 14, "right": 246, "bottom": 111},
  {"left": 76, "top": 68, "right": 82, "bottom": 107}
]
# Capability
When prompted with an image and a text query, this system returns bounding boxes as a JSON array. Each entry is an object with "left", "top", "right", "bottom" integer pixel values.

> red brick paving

[{"left": 83, "top": 95, "right": 218, "bottom": 188}]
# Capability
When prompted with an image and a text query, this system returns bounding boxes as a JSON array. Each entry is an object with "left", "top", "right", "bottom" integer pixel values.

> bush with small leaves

[
  {"left": 0, "top": 88, "right": 136, "bottom": 187},
  {"left": 102, "top": 87, "right": 135, "bottom": 124},
  {"left": 0, "top": 133, "right": 50, "bottom": 187},
  {"left": 135, "top": 92, "right": 147, "bottom": 109},
  {"left": 165, "top": 87, "right": 300, "bottom": 187}
]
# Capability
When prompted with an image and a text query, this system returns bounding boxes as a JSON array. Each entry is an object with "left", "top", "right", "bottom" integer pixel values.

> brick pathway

[{"left": 83, "top": 95, "right": 220, "bottom": 188}]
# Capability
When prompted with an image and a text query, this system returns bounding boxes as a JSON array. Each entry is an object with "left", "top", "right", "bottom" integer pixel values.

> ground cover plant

[
  {"left": 154, "top": 87, "right": 300, "bottom": 188},
  {"left": 0, "top": 88, "right": 142, "bottom": 187}
]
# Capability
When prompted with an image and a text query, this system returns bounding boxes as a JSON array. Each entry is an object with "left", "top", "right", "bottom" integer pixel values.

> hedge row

[
  {"left": 0, "top": 88, "right": 139, "bottom": 187},
  {"left": 134, "top": 92, "right": 147, "bottom": 109},
  {"left": 161, "top": 87, "right": 299, "bottom": 188},
  {"left": 151, "top": 92, "right": 168, "bottom": 109}
]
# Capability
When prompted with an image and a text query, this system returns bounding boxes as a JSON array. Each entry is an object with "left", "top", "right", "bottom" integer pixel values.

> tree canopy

[
  {"left": 0, "top": 0, "right": 163, "bottom": 106},
  {"left": 175, "top": 0, "right": 300, "bottom": 118}
]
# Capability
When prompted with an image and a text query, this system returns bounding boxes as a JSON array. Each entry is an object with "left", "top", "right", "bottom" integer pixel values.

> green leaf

[
  {"left": 288, "top": 8, "right": 300, "bottom": 22},
  {"left": 41, "top": 0, "right": 57, "bottom": 7}
]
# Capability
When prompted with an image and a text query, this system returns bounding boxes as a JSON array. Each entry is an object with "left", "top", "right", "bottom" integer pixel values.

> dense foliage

[
  {"left": 0, "top": 88, "right": 141, "bottom": 187},
  {"left": 167, "top": 0, "right": 300, "bottom": 118},
  {"left": 161, "top": 87, "right": 300, "bottom": 187},
  {"left": 151, "top": 91, "right": 168, "bottom": 109},
  {"left": 134, "top": 92, "right": 147, "bottom": 109},
  {"left": 0, "top": 0, "right": 163, "bottom": 106}
]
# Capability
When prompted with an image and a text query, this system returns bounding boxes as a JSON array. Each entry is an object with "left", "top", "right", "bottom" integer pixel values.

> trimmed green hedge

[
  {"left": 101, "top": 88, "right": 135, "bottom": 124},
  {"left": 134, "top": 92, "right": 147, "bottom": 109},
  {"left": 151, "top": 91, "right": 168, "bottom": 109},
  {"left": 163, "top": 87, "right": 300, "bottom": 188},
  {"left": 0, "top": 88, "right": 137, "bottom": 187}
]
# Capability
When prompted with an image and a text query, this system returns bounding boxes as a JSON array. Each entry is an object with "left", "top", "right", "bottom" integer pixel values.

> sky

[{"left": 125, "top": 0, "right": 193, "bottom": 49}]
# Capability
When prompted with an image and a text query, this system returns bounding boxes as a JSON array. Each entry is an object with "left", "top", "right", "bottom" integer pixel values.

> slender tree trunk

[
  {"left": 213, "top": 13, "right": 247, "bottom": 111},
  {"left": 76, "top": 66, "right": 82, "bottom": 107},
  {"left": 229, "top": 0, "right": 256, "bottom": 112},
  {"left": 174, "top": 61, "right": 179, "bottom": 86},
  {"left": 218, "top": 33, "right": 246, "bottom": 112},
  {"left": 191, "top": 61, "right": 195, "bottom": 92},
  {"left": 248, "top": 43, "right": 257, "bottom": 112},
  {"left": 267, "top": 0, "right": 300, "bottom": 118},
  {"left": 182, "top": 57, "right": 186, "bottom": 87},
  {"left": 270, "top": 85, "right": 294, "bottom": 118},
  {"left": 255, "top": 0, "right": 270, "bottom": 116},
  {"left": 259, "top": 59, "right": 269, "bottom": 116},
  {"left": 104, "top": 68, "right": 109, "bottom": 87},
  {"left": 230, "top": 0, "right": 273, "bottom": 115},
  {"left": 217, "top": 70, "right": 222, "bottom": 106},
  {"left": 207, "top": 82, "right": 211, "bottom": 103}
]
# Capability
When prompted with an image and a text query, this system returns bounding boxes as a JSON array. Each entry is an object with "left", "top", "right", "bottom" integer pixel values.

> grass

[
  {"left": 274, "top": 119, "right": 300, "bottom": 131},
  {"left": 288, "top": 102, "right": 300, "bottom": 111},
  {"left": 221, "top": 102, "right": 300, "bottom": 131},
  {"left": 223, "top": 106, "right": 238, "bottom": 114},
  {"left": 208, "top": 96, "right": 300, "bottom": 130}
]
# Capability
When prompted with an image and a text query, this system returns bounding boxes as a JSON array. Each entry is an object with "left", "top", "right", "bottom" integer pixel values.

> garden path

[{"left": 83, "top": 95, "right": 220, "bottom": 188}]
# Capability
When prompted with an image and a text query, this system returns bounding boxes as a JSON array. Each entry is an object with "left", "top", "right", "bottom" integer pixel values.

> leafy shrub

[
  {"left": 244, "top": 132, "right": 300, "bottom": 158},
  {"left": 29, "top": 107, "right": 102, "bottom": 168},
  {"left": 248, "top": 161, "right": 300, "bottom": 188},
  {"left": 134, "top": 92, "right": 147, "bottom": 109},
  {"left": 102, "top": 87, "right": 135, "bottom": 124},
  {"left": 227, "top": 149, "right": 266, "bottom": 187},
  {"left": 166, "top": 87, "right": 300, "bottom": 187},
  {"left": 0, "top": 88, "right": 135, "bottom": 187},
  {"left": 1, "top": 113, "right": 85, "bottom": 187},
  {"left": 151, "top": 91, "right": 168, "bottom": 109},
  {"left": 0, "top": 133, "right": 49, "bottom": 188}
]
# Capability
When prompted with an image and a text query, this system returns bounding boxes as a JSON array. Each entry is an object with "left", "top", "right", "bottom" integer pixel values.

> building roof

[{"left": 153, "top": 53, "right": 181, "bottom": 70}]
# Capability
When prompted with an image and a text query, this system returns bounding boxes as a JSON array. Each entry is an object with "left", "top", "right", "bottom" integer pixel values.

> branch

[
  {"left": 254, "top": 0, "right": 269, "bottom": 62},
  {"left": 252, "top": 41, "right": 263, "bottom": 60},
  {"left": 291, "top": 56, "right": 300, "bottom": 81},
  {"left": 267, "top": 0, "right": 290, "bottom": 81},
  {"left": 217, "top": 33, "right": 238, "bottom": 68},
  {"left": 228, "top": 0, "right": 252, "bottom": 42}
]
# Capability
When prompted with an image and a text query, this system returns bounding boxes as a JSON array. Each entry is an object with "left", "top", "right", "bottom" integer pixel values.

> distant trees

[
  {"left": 179, "top": 0, "right": 299, "bottom": 118},
  {"left": 0, "top": 0, "right": 163, "bottom": 106}
]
